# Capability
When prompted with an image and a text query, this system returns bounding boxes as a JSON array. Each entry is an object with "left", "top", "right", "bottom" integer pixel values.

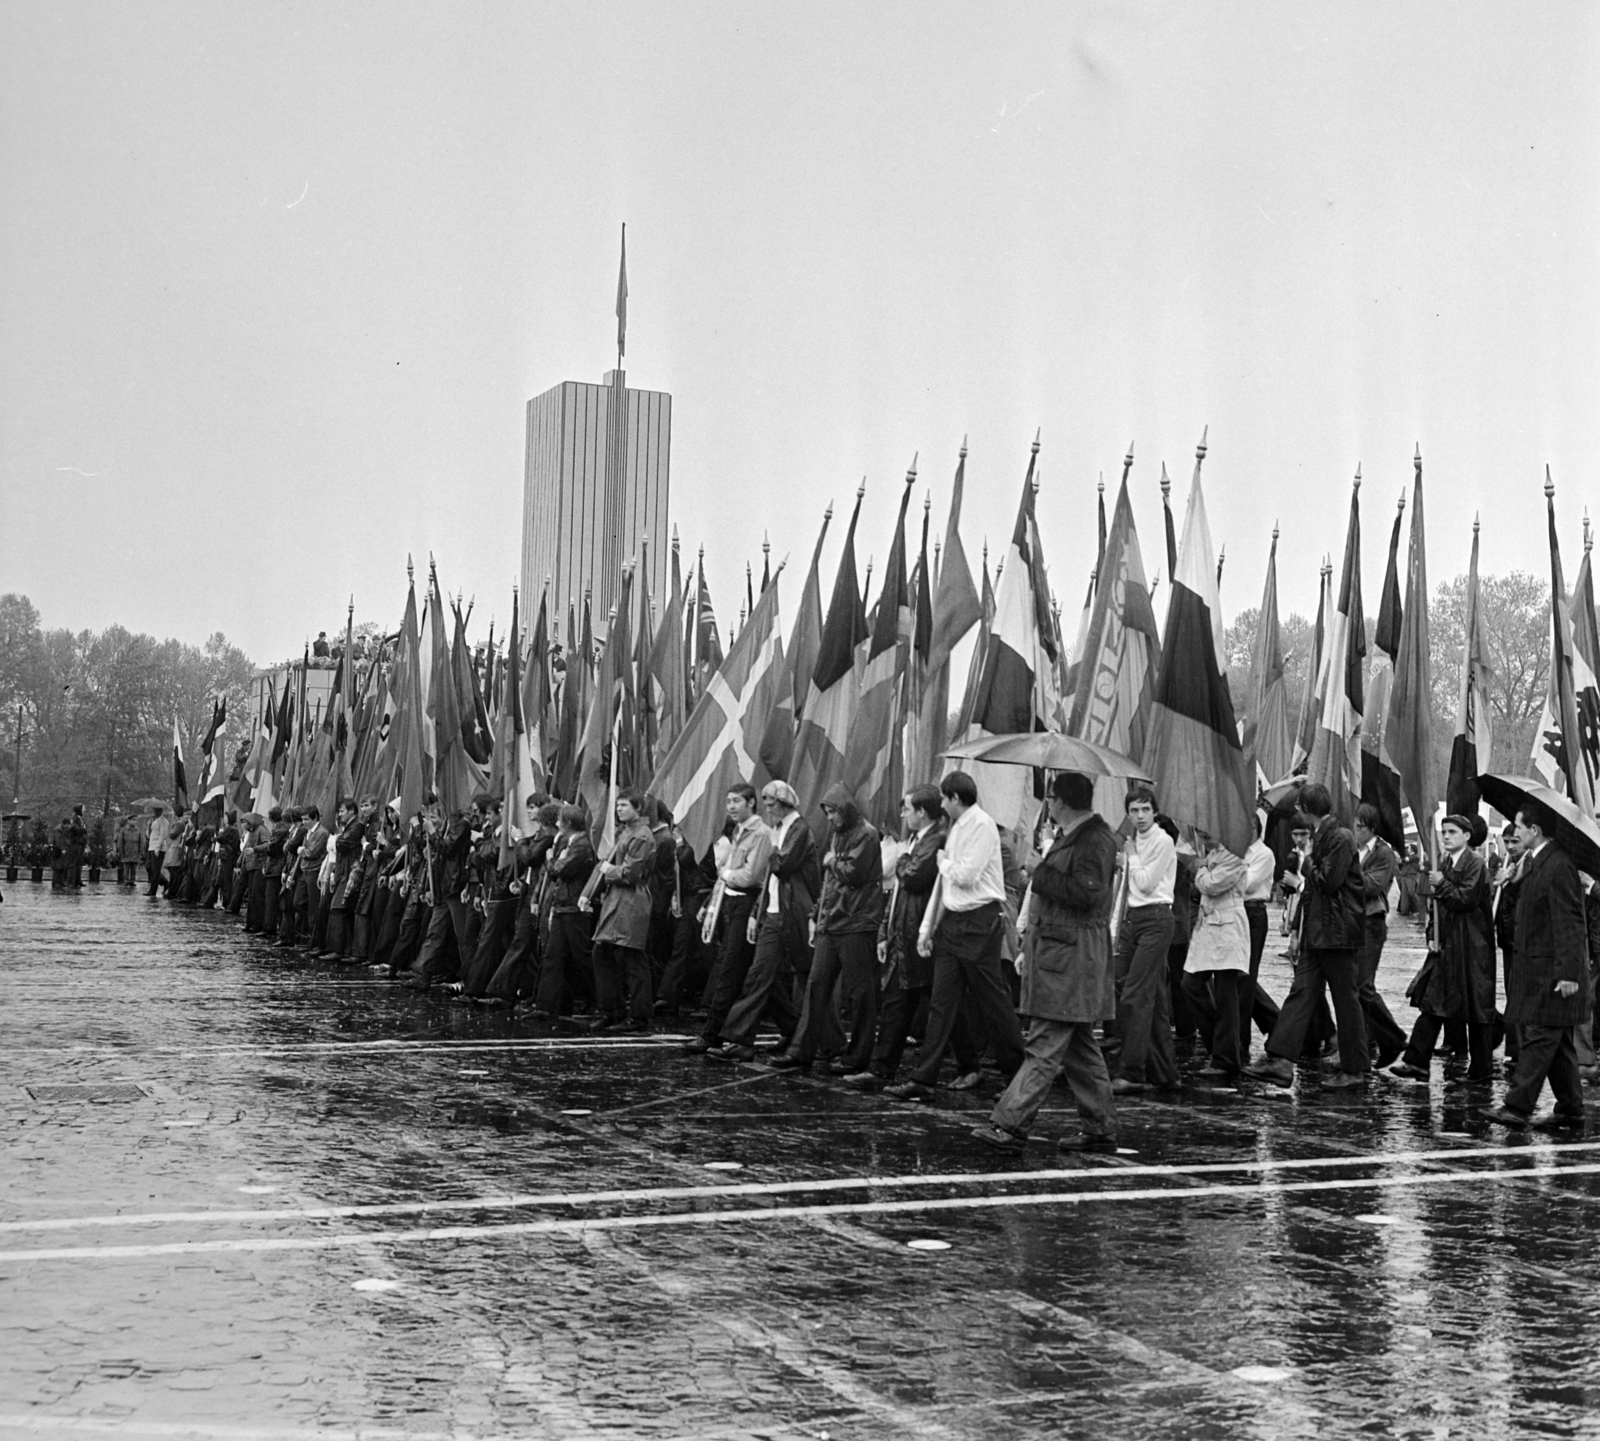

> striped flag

[
  {"left": 1307, "top": 475, "right": 1365, "bottom": 820},
  {"left": 791, "top": 488, "right": 868, "bottom": 833},
  {"left": 842, "top": 470, "right": 915, "bottom": 829},
  {"left": 1142, "top": 437, "right": 1255, "bottom": 855},
  {"left": 172, "top": 716, "right": 189, "bottom": 815},
  {"left": 200, "top": 697, "right": 229, "bottom": 803},
  {"left": 522, "top": 587, "right": 553, "bottom": 794},
  {"left": 498, "top": 589, "right": 537, "bottom": 865},
  {"left": 1243, "top": 527, "right": 1293, "bottom": 787},
  {"left": 1446, "top": 516, "right": 1492, "bottom": 817},
  {"left": 1360, "top": 494, "right": 1407, "bottom": 848},
  {"left": 1532, "top": 471, "right": 1599, "bottom": 816},
  {"left": 759, "top": 505, "right": 829, "bottom": 781},
  {"left": 654, "top": 575, "right": 786, "bottom": 859}
]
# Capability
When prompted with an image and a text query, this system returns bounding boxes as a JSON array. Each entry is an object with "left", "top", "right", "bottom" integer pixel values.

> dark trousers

[
  {"left": 372, "top": 886, "right": 406, "bottom": 969},
  {"left": 227, "top": 866, "right": 247, "bottom": 914},
  {"left": 1168, "top": 943, "right": 1197, "bottom": 1039},
  {"left": 537, "top": 911, "right": 595, "bottom": 1014},
  {"left": 246, "top": 871, "right": 267, "bottom": 930},
  {"left": 908, "top": 903, "right": 1025, "bottom": 1086},
  {"left": 487, "top": 903, "right": 540, "bottom": 1004},
  {"left": 657, "top": 900, "right": 713, "bottom": 1012},
  {"left": 461, "top": 898, "right": 516, "bottom": 996},
  {"left": 388, "top": 896, "right": 429, "bottom": 975},
  {"left": 1245, "top": 901, "right": 1281, "bottom": 1043},
  {"left": 144, "top": 852, "right": 163, "bottom": 896},
  {"left": 1355, "top": 915, "right": 1407, "bottom": 1060},
  {"left": 1113, "top": 905, "right": 1179, "bottom": 1085},
  {"left": 991, "top": 1019, "right": 1117, "bottom": 1139},
  {"left": 1183, "top": 968, "right": 1247, "bottom": 1073},
  {"left": 1505, "top": 1024, "right": 1586, "bottom": 1117},
  {"left": 262, "top": 876, "right": 282, "bottom": 933},
  {"left": 871, "top": 975, "right": 968, "bottom": 1079},
  {"left": 699, "top": 894, "right": 759, "bottom": 1043},
  {"left": 1267, "top": 947, "right": 1369, "bottom": 1074},
  {"left": 719, "top": 921, "right": 802, "bottom": 1047},
  {"left": 1401, "top": 1013, "right": 1494, "bottom": 1078},
  {"left": 412, "top": 897, "right": 472, "bottom": 984},
  {"left": 594, "top": 942, "right": 653, "bottom": 1023},
  {"left": 789, "top": 930, "right": 877, "bottom": 1070}
]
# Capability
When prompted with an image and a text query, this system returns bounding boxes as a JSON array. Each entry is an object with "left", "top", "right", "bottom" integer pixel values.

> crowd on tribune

[{"left": 97, "top": 768, "right": 1596, "bottom": 1146}]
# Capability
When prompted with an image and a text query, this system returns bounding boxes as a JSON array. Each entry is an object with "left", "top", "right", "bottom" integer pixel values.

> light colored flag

[
  {"left": 1307, "top": 473, "right": 1365, "bottom": 821},
  {"left": 1532, "top": 470, "right": 1599, "bottom": 816}
]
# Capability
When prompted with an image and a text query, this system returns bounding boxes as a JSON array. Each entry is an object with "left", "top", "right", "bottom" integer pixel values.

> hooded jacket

[{"left": 814, "top": 785, "right": 884, "bottom": 936}]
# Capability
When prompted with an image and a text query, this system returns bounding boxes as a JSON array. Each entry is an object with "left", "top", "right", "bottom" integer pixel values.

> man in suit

[
  {"left": 1244, "top": 782, "right": 1369, "bottom": 1089},
  {"left": 1482, "top": 801, "right": 1589, "bottom": 1129},
  {"left": 972, "top": 770, "right": 1121, "bottom": 1152},
  {"left": 1352, "top": 803, "right": 1408, "bottom": 1067}
]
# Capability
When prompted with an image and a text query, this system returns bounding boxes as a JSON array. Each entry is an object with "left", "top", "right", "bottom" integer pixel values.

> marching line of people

[{"left": 99, "top": 772, "right": 1597, "bottom": 1143}]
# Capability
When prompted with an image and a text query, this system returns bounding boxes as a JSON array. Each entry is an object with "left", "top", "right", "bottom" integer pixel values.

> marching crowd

[{"left": 107, "top": 770, "right": 1596, "bottom": 1145}]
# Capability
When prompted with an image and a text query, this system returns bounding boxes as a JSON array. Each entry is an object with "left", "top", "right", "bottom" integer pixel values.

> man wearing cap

[
  {"left": 1482, "top": 800, "right": 1589, "bottom": 1129},
  {"left": 706, "top": 780, "right": 823, "bottom": 1062}
]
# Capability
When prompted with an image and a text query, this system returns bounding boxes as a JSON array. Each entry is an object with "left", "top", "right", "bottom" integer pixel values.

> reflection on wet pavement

[{"left": 3, "top": 883, "right": 1599, "bottom": 1437}]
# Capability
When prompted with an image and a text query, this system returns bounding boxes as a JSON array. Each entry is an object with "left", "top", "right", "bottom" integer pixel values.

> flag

[
  {"left": 1386, "top": 450, "right": 1437, "bottom": 857},
  {"left": 1446, "top": 521, "right": 1492, "bottom": 816},
  {"left": 172, "top": 716, "right": 189, "bottom": 815},
  {"left": 1291, "top": 561, "right": 1330, "bottom": 774},
  {"left": 650, "top": 537, "right": 689, "bottom": 768},
  {"left": 522, "top": 587, "right": 553, "bottom": 793},
  {"left": 758, "top": 505, "right": 830, "bottom": 782},
  {"left": 906, "top": 496, "right": 939, "bottom": 786},
  {"left": 953, "top": 543, "right": 995, "bottom": 741},
  {"left": 429, "top": 573, "right": 487, "bottom": 815},
  {"left": 964, "top": 440, "right": 1059, "bottom": 828},
  {"left": 842, "top": 471, "right": 915, "bottom": 829},
  {"left": 497, "top": 589, "right": 538, "bottom": 866},
  {"left": 1243, "top": 527, "right": 1293, "bottom": 787},
  {"left": 634, "top": 536, "right": 659, "bottom": 785},
  {"left": 200, "top": 696, "right": 228, "bottom": 803},
  {"left": 555, "top": 597, "right": 592, "bottom": 801},
  {"left": 1359, "top": 495, "right": 1406, "bottom": 849},
  {"left": 1142, "top": 439, "right": 1255, "bottom": 855},
  {"left": 1161, "top": 462, "right": 1178, "bottom": 581},
  {"left": 791, "top": 486, "right": 868, "bottom": 834},
  {"left": 688, "top": 550, "right": 724, "bottom": 698},
  {"left": 577, "top": 567, "right": 638, "bottom": 838},
  {"left": 917, "top": 443, "right": 983, "bottom": 773},
  {"left": 385, "top": 569, "right": 429, "bottom": 819},
  {"left": 615, "top": 222, "right": 628, "bottom": 358},
  {"left": 654, "top": 576, "right": 786, "bottom": 859},
  {"left": 452, "top": 601, "right": 494, "bottom": 766},
  {"left": 1067, "top": 471, "right": 1160, "bottom": 822},
  {"left": 1532, "top": 471, "right": 1599, "bottom": 816},
  {"left": 1307, "top": 476, "right": 1365, "bottom": 821}
]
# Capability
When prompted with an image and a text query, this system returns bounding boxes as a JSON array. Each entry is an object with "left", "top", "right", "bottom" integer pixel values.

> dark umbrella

[{"left": 1476, "top": 775, "right": 1600, "bottom": 878}]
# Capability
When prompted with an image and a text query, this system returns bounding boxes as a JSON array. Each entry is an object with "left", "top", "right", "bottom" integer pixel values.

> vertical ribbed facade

[{"left": 520, "top": 373, "right": 671, "bottom": 643}]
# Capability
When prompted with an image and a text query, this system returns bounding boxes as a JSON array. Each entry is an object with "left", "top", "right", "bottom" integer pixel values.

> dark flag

[
  {"left": 1308, "top": 473, "right": 1365, "bottom": 821},
  {"left": 1531, "top": 470, "right": 1598, "bottom": 816},
  {"left": 1360, "top": 492, "right": 1407, "bottom": 849},
  {"left": 1386, "top": 448, "right": 1437, "bottom": 852},
  {"left": 172, "top": 716, "right": 189, "bottom": 815}
]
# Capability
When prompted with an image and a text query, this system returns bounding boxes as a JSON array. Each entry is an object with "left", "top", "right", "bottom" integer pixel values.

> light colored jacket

[{"left": 1186, "top": 849, "right": 1250, "bottom": 973}]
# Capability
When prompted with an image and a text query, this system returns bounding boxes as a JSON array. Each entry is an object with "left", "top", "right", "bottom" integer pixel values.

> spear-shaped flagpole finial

[
  {"left": 1160, "top": 462, "right": 1171, "bottom": 503},
  {"left": 1098, "top": 473, "right": 1105, "bottom": 499},
  {"left": 959, "top": 433, "right": 968, "bottom": 459},
  {"left": 1415, "top": 443, "right": 1423, "bottom": 474},
  {"left": 906, "top": 453, "right": 918, "bottom": 485},
  {"left": 406, "top": 554, "right": 414, "bottom": 584},
  {"left": 1196, "top": 426, "right": 1208, "bottom": 465},
  {"left": 1586, "top": 510, "right": 1593, "bottom": 554},
  {"left": 982, "top": 538, "right": 988, "bottom": 565},
  {"left": 1125, "top": 440, "right": 1135, "bottom": 472},
  {"left": 1397, "top": 488, "right": 1406, "bottom": 515},
  {"left": 1352, "top": 464, "right": 1361, "bottom": 493},
  {"left": 763, "top": 531, "right": 770, "bottom": 558},
  {"left": 856, "top": 476, "right": 867, "bottom": 501},
  {"left": 1545, "top": 465, "right": 1556, "bottom": 501},
  {"left": 824, "top": 499, "right": 834, "bottom": 522},
  {"left": 1272, "top": 522, "right": 1280, "bottom": 544},
  {"left": 923, "top": 491, "right": 931, "bottom": 516},
  {"left": 1473, "top": 512, "right": 1480, "bottom": 535},
  {"left": 1031, "top": 427, "right": 1041, "bottom": 454},
  {"left": 697, "top": 543, "right": 705, "bottom": 562}
]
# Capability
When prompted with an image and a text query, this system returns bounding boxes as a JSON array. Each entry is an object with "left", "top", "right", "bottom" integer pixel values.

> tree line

[{"left": 0, "top": 594, "right": 256, "bottom": 820}]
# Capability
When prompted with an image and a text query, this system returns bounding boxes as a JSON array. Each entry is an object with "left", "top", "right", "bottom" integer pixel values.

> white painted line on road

[
  {"left": 906, "top": 1238, "right": 951, "bottom": 1251},
  {"left": 6, "top": 1140, "right": 1597, "bottom": 1234},
  {"left": 351, "top": 1277, "right": 399, "bottom": 1291},
  {"left": 6, "top": 1160, "right": 1600, "bottom": 1263},
  {"left": 9, "top": 1035, "right": 694, "bottom": 1057}
]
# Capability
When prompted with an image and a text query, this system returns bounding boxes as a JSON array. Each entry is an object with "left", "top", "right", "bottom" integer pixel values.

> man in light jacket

[{"left": 972, "top": 771, "right": 1120, "bottom": 1152}]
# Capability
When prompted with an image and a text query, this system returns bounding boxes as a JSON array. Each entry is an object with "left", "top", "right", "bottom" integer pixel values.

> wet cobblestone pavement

[{"left": 4, "top": 883, "right": 1600, "bottom": 1439}]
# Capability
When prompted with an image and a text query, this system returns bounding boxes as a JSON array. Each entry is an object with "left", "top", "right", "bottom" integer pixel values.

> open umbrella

[
  {"left": 942, "top": 732, "right": 1152, "bottom": 781},
  {"left": 128, "top": 796, "right": 166, "bottom": 813},
  {"left": 1476, "top": 775, "right": 1600, "bottom": 878}
]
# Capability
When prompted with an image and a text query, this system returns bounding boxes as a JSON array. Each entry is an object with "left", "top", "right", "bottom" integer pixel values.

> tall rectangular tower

[{"left": 519, "top": 370, "right": 671, "bottom": 644}]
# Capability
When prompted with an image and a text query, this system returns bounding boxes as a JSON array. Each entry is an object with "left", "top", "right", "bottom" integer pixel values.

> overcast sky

[{"left": 3, "top": 1, "right": 1597, "bottom": 665}]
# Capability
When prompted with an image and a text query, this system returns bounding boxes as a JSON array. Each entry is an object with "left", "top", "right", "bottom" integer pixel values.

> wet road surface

[{"left": 3, "top": 882, "right": 1599, "bottom": 1439}]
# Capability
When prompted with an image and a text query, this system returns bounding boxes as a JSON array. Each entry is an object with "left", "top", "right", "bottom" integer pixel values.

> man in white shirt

[
  {"left": 885, "top": 771, "right": 1024, "bottom": 1100},
  {"left": 688, "top": 785, "right": 773, "bottom": 1053},
  {"left": 1108, "top": 786, "right": 1180, "bottom": 1093},
  {"left": 144, "top": 807, "right": 170, "bottom": 896}
]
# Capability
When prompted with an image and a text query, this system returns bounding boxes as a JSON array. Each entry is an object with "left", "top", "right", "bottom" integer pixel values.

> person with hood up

[
  {"left": 768, "top": 783, "right": 883, "bottom": 1075},
  {"left": 972, "top": 770, "right": 1120, "bottom": 1151}
]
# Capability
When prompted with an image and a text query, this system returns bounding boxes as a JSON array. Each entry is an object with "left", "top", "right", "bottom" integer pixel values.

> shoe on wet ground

[
  {"left": 705, "top": 1042, "right": 756, "bottom": 1063},
  {"left": 1057, "top": 1134, "right": 1117, "bottom": 1154},
  {"left": 1322, "top": 1069, "right": 1366, "bottom": 1090},
  {"left": 826, "top": 1058, "right": 853, "bottom": 1075},
  {"left": 884, "top": 1080, "right": 932, "bottom": 1101},
  {"left": 1479, "top": 1105, "right": 1529, "bottom": 1130},
  {"left": 1242, "top": 1057, "right": 1295, "bottom": 1087},
  {"left": 971, "top": 1123, "right": 1025, "bottom": 1151},
  {"left": 764, "top": 1053, "right": 805, "bottom": 1071},
  {"left": 681, "top": 1038, "right": 711, "bottom": 1055},
  {"left": 1529, "top": 1111, "right": 1586, "bottom": 1131},
  {"left": 1110, "top": 1077, "right": 1147, "bottom": 1095},
  {"left": 945, "top": 1071, "right": 981, "bottom": 1091},
  {"left": 1197, "top": 1065, "right": 1238, "bottom": 1080},
  {"left": 1387, "top": 1061, "right": 1430, "bottom": 1081},
  {"left": 840, "top": 1071, "right": 883, "bottom": 1091}
]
